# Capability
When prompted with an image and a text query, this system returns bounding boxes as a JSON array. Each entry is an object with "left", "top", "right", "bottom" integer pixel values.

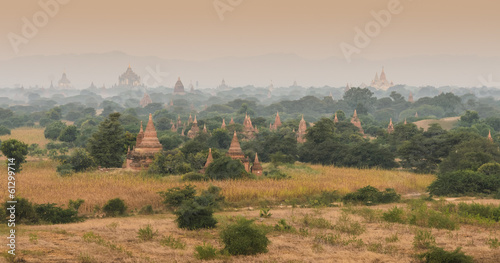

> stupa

[
  {"left": 387, "top": 118, "right": 394, "bottom": 134},
  {"left": 297, "top": 115, "right": 307, "bottom": 143},
  {"left": 227, "top": 131, "right": 250, "bottom": 172},
  {"left": 200, "top": 148, "right": 214, "bottom": 174},
  {"left": 140, "top": 93, "right": 152, "bottom": 108},
  {"left": 270, "top": 112, "right": 282, "bottom": 131},
  {"left": 243, "top": 113, "right": 256, "bottom": 139},
  {"left": 251, "top": 153, "right": 263, "bottom": 176},
  {"left": 187, "top": 116, "right": 200, "bottom": 139},
  {"left": 350, "top": 110, "right": 364, "bottom": 134},
  {"left": 173, "top": 77, "right": 185, "bottom": 95},
  {"left": 126, "top": 114, "right": 162, "bottom": 170}
]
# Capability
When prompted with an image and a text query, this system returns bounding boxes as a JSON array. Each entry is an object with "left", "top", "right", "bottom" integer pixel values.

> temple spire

[
  {"left": 334, "top": 112, "right": 339, "bottom": 123},
  {"left": 221, "top": 119, "right": 226, "bottom": 129},
  {"left": 387, "top": 118, "right": 394, "bottom": 134},
  {"left": 488, "top": 130, "right": 493, "bottom": 142}
]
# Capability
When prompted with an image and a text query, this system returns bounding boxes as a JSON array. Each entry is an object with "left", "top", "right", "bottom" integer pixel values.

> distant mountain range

[{"left": 1, "top": 51, "right": 499, "bottom": 89}]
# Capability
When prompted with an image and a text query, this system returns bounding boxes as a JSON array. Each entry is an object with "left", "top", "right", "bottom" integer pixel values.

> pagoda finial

[
  {"left": 254, "top": 152, "right": 259, "bottom": 163},
  {"left": 194, "top": 115, "right": 197, "bottom": 123},
  {"left": 488, "top": 130, "right": 493, "bottom": 142},
  {"left": 353, "top": 109, "right": 358, "bottom": 118},
  {"left": 404, "top": 118, "right": 407, "bottom": 125},
  {"left": 139, "top": 121, "right": 143, "bottom": 133}
]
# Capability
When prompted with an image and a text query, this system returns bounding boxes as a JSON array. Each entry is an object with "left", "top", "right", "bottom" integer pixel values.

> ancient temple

[
  {"left": 126, "top": 114, "right": 162, "bottom": 170},
  {"left": 200, "top": 148, "right": 214, "bottom": 174},
  {"left": 408, "top": 92, "right": 414, "bottom": 103},
  {"left": 188, "top": 114, "right": 193, "bottom": 125},
  {"left": 221, "top": 119, "right": 226, "bottom": 129},
  {"left": 370, "top": 67, "right": 394, "bottom": 90},
  {"left": 140, "top": 93, "right": 152, "bottom": 107},
  {"left": 387, "top": 118, "right": 394, "bottom": 134},
  {"left": 251, "top": 153, "right": 263, "bottom": 176},
  {"left": 118, "top": 65, "right": 141, "bottom": 87},
  {"left": 243, "top": 113, "right": 256, "bottom": 139},
  {"left": 227, "top": 131, "right": 250, "bottom": 172},
  {"left": 217, "top": 79, "right": 230, "bottom": 90},
  {"left": 297, "top": 115, "right": 307, "bottom": 143},
  {"left": 488, "top": 130, "right": 493, "bottom": 142},
  {"left": 350, "top": 110, "right": 364, "bottom": 134},
  {"left": 173, "top": 77, "right": 185, "bottom": 95},
  {"left": 270, "top": 112, "right": 282, "bottom": 131},
  {"left": 415, "top": 112, "right": 419, "bottom": 118},
  {"left": 203, "top": 124, "right": 208, "bottom": 133},
  {"left": 334, "top": 112, "right": 339, "bottom": 123},
  {"left": 58, "top": 72, "right": 72, "bottom": 88},
  {"left": 229, "top": 117, "right": 235, "bottom": 125},
  {"left": 187, "top": 116, "right": 200, "bottom": 139}
]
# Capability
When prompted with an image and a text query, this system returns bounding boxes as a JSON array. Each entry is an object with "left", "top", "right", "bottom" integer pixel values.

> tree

[
  {"left": 87, "top": 112, "right": 126, "bottom": 168},
  {"left": 343, "top": 88, "right": 376, "bottom": 111},
  {"left": 459, "top": 110, "right": 479, "bottom": 127},
  {"left": 0, "top": 125, "right": 11, "bottom": 135},
  {"left": 58, "top": 125, "right": 78, "bottom": 143},
  {"left": 335, "top": 110, "right": 346, "bottom": 121},
  {"left": 0, "top": 139, "right": 29, "bottom": 172},
  {"left": 208, "top": 129, "right": 232, "bottom": 149},
  {"left": 205, "top": 156, "right": 248, "bottom": 180},
  {"left": 46, "top": 107, "right": 62, "bottom": 120},
  {"left": 44, "top": 121, "right": 67, "bottom": 140},
  {"left": 67, "top": 148, "right": 95, "bottom": 172}
]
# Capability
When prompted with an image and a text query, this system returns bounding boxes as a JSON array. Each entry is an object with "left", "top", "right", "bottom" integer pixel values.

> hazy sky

[{"left": 1, "top": 0, "right": 499, "bottom": 61}]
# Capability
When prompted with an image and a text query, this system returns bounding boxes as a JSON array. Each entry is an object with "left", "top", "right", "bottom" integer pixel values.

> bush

[
  {"left": 194, "top": 243, "right": 219, "bottom": 260},
  {"left": 35, "top": 203, "right": 81, "bottom": 224},
  {"left": 260, "top": 208, "right": 272, "bottom": 218},
  {"left": 418, "top": 247, "right": 473, "bottom": 263},
  {"left": 67, "top": 148, "right": 95, "bottom": 172},
  {"left": 102, "top": 198, "right": 127, "bottom": 217},
  {"left": 428, "top": 170, "right": 500, "bottom": 196},
  {"left": 0, "top": 125, "right": 11, "bottom": 135},
  {"left": 382, "top": 206, "right": 405, "bottom": 223},
  {"left": 56, "top": 163, "right": 74, "bottom": 176},
  {"left": 342, "top": 186, "right": 400, "bottom": 206},
  {"left": 181, "top": 172, "right": 206, "bottom": 182},
  {"left": 138, "top": 205, "right": 154, "bottom": 215},
  {"left": 158, "top": 185, "right": 196, "bottom": 209},
  {"left": 265, "top": 169, "right": 290, "bottom": 180},
  {"left": 174, "top": 200, "right": 217, "bottom": 230},
  {"left": 160, "top": 235, "right": 186, "bottom": 250},
  {"left": 413, "top": 229, "right": 436, "bottom": 249},
  {"left": 274, "top": 219, "right": 295, "bottom": 233},
  {"left": 205, "top": 156, "right": 249, "bottom": 180},
  {"left": 220, "top": 218, "right": 270, "bottom": 255},
  {"left": 3, "top": 197, "right": 38, "bottom": 224},
  {"left": 308, "top": 190, "right": 342, "bottom": 207},
  {"left": 195, "top": 185, "right": 225, "bottom": 210},
  {"left": 137, "top": 224, "right": 158, "bottom": 241}
]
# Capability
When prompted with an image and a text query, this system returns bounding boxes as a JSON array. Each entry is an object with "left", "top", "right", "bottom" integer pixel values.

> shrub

[
  {"left": 413, "top": 229, "right": 436, "bottom": 249},
  {"left": 205, "top": 156, "right": 249, "bottom": 180},
  {"left": 382, "top": 207, "right": 405, "bottom": 223},
  {"left": 220, "top": 218, "right": 270, "bottom": 255},
  {"left": 137, "top": 224, "right": 158, "bottom": 241},
  {"left": 67, "top": 148, "right": 95, "bottom": 172},
  {"left": 194, "top": 185, "right": 225, "bottom": 210},
  {"left": 68, "top": 199, "right": 85, "bottom": 211},
  {"left": 3, "top": 197, "right": 38, "bottom": 224},
  {"left": 56, "top": 163, "right": 74, "bottom": 176},
  {"left": 456, "top": 202, "right": 500, "bottom": 222},
  {"left": 265, "top": 169, "right": 290, "bottom": 180},
  {"left": 301, "top": 214, "right": 332, "bottom": 229},
  {"left": 260, "top": 208, "right": 272, "bottom": 218},
  {"left": 102, "top": 198, "right": 127, "bottom": 217},
  {"left": 408, "top": 205, "right": 457, "bottom": 230},
  {"left": 385, "top": 233, "right": 399, "bottom": 243},
  {"left": 428, "top": 170, "right": 500, "bottom": 196},
  {"left": 138, "top": 205, "right": 154, "bottom": 215},
  {"left": 308, "top": 190, "right": 342, "bottom": 207},
  {"left": 194, "top": 243, "right": 219, "bottom": 260},
  {"left": 174, "top": 200, "right": 217, "bottom": 230},
  {"left": 334, "top": 213, "right": 365, "bottom": 236},
  {"left": 418, "top": 247, "right": 473, "bottom": 263},
  {"left": 35, "top": 203, "right": 81, "bottom": 224},
  {"left": 158, "top": 185, "right": 196, "bottom": 209},
  {"left": 181, "top": 172, "right": 206, "bottom": 181},
  {"left": 160, "top": 235, "right": 186, "bottom": 250},
  {"left": 342, "top": 186, "right": 400, "bottom": 206},
  {"left": 0, "top": 125, "right": 11, "bottom": 135},
  {"left": 274, "top": 219, "right": 295, "bottom": 233}
]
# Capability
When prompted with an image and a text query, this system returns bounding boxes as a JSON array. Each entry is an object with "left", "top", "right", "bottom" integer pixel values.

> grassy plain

[
  {"left": 414, "top": 116, "right": 460, "bottom": 131},
  {"left": 0, "top": 161, "right": 435, "bottom": 214}
]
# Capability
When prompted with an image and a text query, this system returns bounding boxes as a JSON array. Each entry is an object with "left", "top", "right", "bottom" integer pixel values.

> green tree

[
  {"left": 459, "top": 110, "right": 479, "bottom": 127},
  {"left": 44, "top": 121, "right": 67, "bottom": 140},
  {"left": 58, "top": 125, "right": 78, "bottom": 142},
  {"left": 0, "top": 139, "right": 29, "bottom": 172},
  {"left": 87, "top": 112, "right": 126, "bottom": 168},
  {"left": 205, "top": 156, "right": 248, "bottom": 180},
  {"left": 67, "top": 148, "right": 95, "bottom": 172}
]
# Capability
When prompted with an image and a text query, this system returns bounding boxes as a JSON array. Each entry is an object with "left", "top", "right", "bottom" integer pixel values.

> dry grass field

[
  {"left": 5, "top": 200, "right": 500, "bottom": 263},
  {"left": 0, "top": 161, "right": 435, "bottom": 214},
  {"left": 414, "top": 117, "right": 460, "bottom": 131},
  {"left": 0, "top": 127, "right": 49, "bottom": 147}
]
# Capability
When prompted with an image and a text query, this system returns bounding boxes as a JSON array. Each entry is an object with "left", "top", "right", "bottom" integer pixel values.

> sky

[{"left": 1, "top": 0, "right": 499, "bottom": 61}]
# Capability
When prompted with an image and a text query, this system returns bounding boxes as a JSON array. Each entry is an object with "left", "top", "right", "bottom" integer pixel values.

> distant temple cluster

[{"left": 370, "top": 68, "right": 394, "bottom": 90}]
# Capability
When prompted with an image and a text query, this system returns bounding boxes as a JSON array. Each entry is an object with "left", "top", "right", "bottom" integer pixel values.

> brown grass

[
  {"left": 0, "top": 127, "right": 49, "bottom": 147},
  {"left": 414, "top": 117, "right": 460, "bottom": 131},
  {"left": 0, "top": 161, "right": 435, "bottom": 214}
]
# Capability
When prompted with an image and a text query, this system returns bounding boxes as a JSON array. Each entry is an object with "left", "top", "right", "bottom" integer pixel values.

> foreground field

[
  {"left": 0, "top": 161, "right": 435, "bottom": 214},
  {"left": 7, "top": 200, "right": 500, "bottom": 263}
]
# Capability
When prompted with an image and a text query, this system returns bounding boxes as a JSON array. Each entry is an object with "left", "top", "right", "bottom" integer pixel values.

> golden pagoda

[
  {"left": 350, "top": 110, "right": 364, "bottom": 134},
  {"left": 200, "top": 148, "right": 214, "bottom": 174},
  {"left": 227, "top": 131, "right": 250, "bottom": 172},
  {"left": 126, "top": 114, "right": 162, "bottom": 170},
  {"left": 251, "top": 153, "right": 263, "bottom": 176},
  {"left": 387, "top": 118, "right": 394, "bottom": 134},
  {"left": 173, "top": 77, "right": 185, "bottom": 95},
  {"left": 297, "top": 115, "right": 307, "bottom": 143},
  {"left": 271, "top": 112, "right": 282, "bottom": 131},
  {"left": 243, "top": 113, "right": 256, "bottom": 139}
]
